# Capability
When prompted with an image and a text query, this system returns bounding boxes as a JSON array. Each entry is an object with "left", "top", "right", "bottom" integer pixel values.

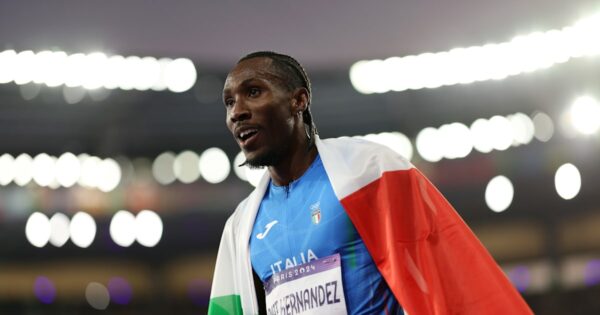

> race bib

[{"left": 263, "top": 253, "right": 347, "bottom": 315}]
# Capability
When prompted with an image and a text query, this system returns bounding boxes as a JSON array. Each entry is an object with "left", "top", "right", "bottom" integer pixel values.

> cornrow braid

[{"left": 238, "top": 51, "right": 318, "bottom": 147}]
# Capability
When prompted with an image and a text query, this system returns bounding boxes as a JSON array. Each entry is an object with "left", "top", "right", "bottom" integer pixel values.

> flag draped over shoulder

[
  {"left": 341, "top": 168, "right": 532, "bottom": 314},
  {"left": 208, "top": 136, "right": 533, "bottom": 315}
]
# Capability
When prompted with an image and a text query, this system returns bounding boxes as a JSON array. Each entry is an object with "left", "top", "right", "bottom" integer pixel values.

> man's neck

[{"left": 268, "top": 142, "right": 318, "bottom": 187}]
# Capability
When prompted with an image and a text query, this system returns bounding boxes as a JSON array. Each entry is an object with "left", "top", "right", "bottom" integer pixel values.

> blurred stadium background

[{"left": 1, "top": 0, "right": 600, "bottom": 314}]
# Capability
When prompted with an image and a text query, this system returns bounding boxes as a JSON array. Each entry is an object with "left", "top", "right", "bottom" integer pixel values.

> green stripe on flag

[{"left": 208, "top": 295, "right": 243, "bottom": 315}]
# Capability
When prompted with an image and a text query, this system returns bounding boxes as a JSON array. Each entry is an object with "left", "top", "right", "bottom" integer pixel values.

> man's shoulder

[
  {"left": 318, "top": 136, "right": 412, "bottom": 167},
  {"left": 316, "top": 136, "right": 413, "bottom": 198}
]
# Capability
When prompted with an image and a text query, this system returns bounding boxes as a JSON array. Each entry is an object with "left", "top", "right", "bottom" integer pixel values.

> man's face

[{"left": 222, "top": 57, "right": 296, "bottom": 167}]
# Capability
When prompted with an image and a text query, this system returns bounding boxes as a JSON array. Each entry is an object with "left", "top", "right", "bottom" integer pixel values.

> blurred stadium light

[
  {"left": 485, "top": 175, "right": 514, "bottom": 213},
  {"left": 416, "top": 112, "right": 539, "bottom": 162},
  {"left": 134, "top": 209, "right": 163, "bottom": 247},
  {"left": 49, "top": 213, "right": 71, "bottom": 247},
  {"left": 0, "top": 50, "right": 197, "bottom": 93},
  {"left": 555, "top": 163, "right": 581, "bottom": 200},
  {"left": 350, "top": 13, "right": 600, "bottom": 93},
  {"left": 25, "top": 212, "right": 51, "bottom": 248},
  {"left": 565, "top": 95, "right": 600, "bottom": 136},
  {"left": 110, "top": 210, "right": 137, "bottom": 247},
  {"left": 69, "top": 211, "right": 96, "bottom": 248}
]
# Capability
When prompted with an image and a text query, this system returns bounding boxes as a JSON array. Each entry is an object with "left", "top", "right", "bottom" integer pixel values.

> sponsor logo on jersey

[
  {"left": 257, "top": 220, "right": 278, "bottom": 239},
  {"left": 310, "top": 202, "right": 321, "bottom": 225}
]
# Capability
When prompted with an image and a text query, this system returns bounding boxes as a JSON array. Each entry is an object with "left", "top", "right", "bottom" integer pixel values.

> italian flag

[{"left": 209, "top": 136, "right": 533, "bottom": 314}]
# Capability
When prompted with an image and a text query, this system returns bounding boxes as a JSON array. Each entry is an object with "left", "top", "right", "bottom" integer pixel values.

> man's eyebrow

[
  {"left": 239, "top": 78, "right": 260, "bottom": 87},
  {"left": 223, "top": 78, "right": 262, "bottom": 95},
  {"left": 222, "top": 72, "right": 285, "bottom": 97},
  {"left": 223, "top": 78, "right": 255, "bottom": 99}
]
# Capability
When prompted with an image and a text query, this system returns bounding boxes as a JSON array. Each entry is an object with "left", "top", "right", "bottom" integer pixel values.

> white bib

[{"left": 264, "top": 253, "right": 348, "bottom": 315}]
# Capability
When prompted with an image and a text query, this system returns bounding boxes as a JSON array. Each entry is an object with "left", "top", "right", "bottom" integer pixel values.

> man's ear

[{"left": 292, "top": 87, "right": 309, "bottom": 113}]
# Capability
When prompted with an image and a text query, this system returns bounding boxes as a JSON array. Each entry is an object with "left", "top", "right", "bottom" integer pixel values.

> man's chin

[
  {"left": 243, "top": 150, "right": 280, "bottom": 169},
  {"left": 245, "top": 162, "right": 266, "bottom": 170},
  {"left": 243, "top": 155, "right": 269, "bottom": 169}
]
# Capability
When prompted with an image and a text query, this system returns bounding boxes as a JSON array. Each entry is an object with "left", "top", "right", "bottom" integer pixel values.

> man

[{"left": 209, "top": 51, "right": 532, "bottom": 315}]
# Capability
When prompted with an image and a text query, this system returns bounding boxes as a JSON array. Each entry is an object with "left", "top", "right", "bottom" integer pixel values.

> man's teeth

[{"left": 240, "top": 129, "right": 257, "bottom": 140}]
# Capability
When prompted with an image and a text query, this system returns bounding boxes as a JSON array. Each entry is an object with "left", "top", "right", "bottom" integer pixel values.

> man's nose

[{"left": 230, "top": 100, "right": 251, "bottom": 123}]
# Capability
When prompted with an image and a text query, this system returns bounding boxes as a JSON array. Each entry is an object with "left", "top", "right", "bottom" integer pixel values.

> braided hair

[{"left": 238, "top": 51, "right": 317, "bottom": 147}]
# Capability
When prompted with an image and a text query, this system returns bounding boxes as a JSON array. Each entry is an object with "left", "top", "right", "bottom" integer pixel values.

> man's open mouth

[{"left": 237, "top": 128, "right": 259, "bottom": 145}]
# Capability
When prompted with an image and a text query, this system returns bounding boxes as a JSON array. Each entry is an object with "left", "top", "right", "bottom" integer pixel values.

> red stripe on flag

[{"left": 341, "top": 169, "right": 532, "bottom": 315}]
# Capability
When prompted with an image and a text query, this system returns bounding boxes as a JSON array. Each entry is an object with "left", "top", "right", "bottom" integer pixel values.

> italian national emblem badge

[{"left": 310, "top": 202, "right": 321, "bottom": 225}]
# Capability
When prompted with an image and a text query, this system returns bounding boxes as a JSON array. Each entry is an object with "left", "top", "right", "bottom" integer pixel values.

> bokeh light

[
  {"left": 88, "top": 87, "right": 111, "bottom": 102},
  {"left": 55, "top": 152, "right": 81, "bottom": 188},
  {"left": 62, "top": 86, "right": 86, "bottom": 104},
  {"left": 49, "top": 212, "right": 70, "bottom": 247},
  {"left": 555, "top": 163, "right": 581, "bottom": 200},
  {"left": 507, "top": 265, "right": 532, "bottom": 293},
  {"left": 568, "top": 96, "right": 600, "bottom": 135},
  {"left": 40, "top": 51, "right": 68, "bottom": 87},
  {"left": 0, "top": 50, "right": 17, "bottom": 84},
  {"left": 70, "top": 212, "right": 96, "bottom": 248},
  {"left": 488, "top": 116, "right": 513, "bottom": 151},
  {"left": 164, "top": 58, "right": 197, "bottom": 93},
  {"left": 65, "top": 53, "right": 86, "bottom": 88},
  {"left": 350, "top": 13, "right": 600, "bottom": 93},
  {"left": 0, "top": 153, "right": 15, "bottom": 186},
  {"left": 509, "top": 113, "right": 535, "bottom": 145},
  {"left": 14, "top": 50, "right": 36, "bottom": 85},
  {"left": 25, "top": 212, "right": 51, "bottom": 248},
  {"left": 86, "top": 282, "right": 110, "bottom": 310},
  {"left": 20, "top": 83, "right": 41, "bottom": 101},
  {"left": 150, "top": 58, "right": 171, "bottom": 91},
  {"left": 13, "top": 153, "right": 33, "bottom": 186},
  {"left": 97, "top": 158, "right": 122, "bottom": 192},
  {"left": 485, "top": 175, "right": 514, "bottom": 213},
  {"left": 0, "top": 50, "right": 197, "bottom": 93},
  {"left": 470, "top": 118, "right": 494, "bottom": 153},
  {"left": 438, "top": 122, "right": 473, "bottom": 159},
  {"left": 32, "top": 153, "right": 56, "bottom": 187},
  {"left": 110, "top": 210, "right": 137, "bottom": 247},
  {"left": 138, "top": 56, "right": 162, "bottom": 91},
  {"left": 105, "top": 55, "right": 127, "bottom": 89},
  {"left": 152, "top": 152, "right": 177, "bottom": 185},
  {"left": 107, "top": 277, "right": 133, "bottom": 305},
  {"left": 135, "top": 210, "right": 163, "bottom": 247},
  {"left": 584, "top": 259, "right": 600, "bottom": 286},
  {"left": 174, "top": 150, "right": 201, "bottom": 184},
  {"left": 416, "top": 127, "right": 443, "bottom": 162},
  {"left": 33, "top": 276, "right": 56, "bottom": 304},
  {"left": 82, "top": 52, "right": 108, "bottom": 90},
  {"left": 79, "top": 155, "right": 101, "bottom": 188},
  {"left": 532, "top": 111, "right": 554, "bottom": 142},
  {"left": 199, "top": 147, "right": 230, "bottom": 184}
]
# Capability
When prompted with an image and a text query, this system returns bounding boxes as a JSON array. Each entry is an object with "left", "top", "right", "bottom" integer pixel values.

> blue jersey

[{"left": 250, "top": 155, "right": 403, "bottom": 314}]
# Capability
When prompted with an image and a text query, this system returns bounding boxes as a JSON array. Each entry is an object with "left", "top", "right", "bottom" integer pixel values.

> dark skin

[{"left": 223, "top": 57, "right": 317, "bottom": 186}]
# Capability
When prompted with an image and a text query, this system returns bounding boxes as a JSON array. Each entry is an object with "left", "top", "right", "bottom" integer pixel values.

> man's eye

[
  {"left": 224, "top": 99, "right": 234, "bottom": 107},
  {"left": 248, "top": 87, "right": 261, "bottom": 97}
]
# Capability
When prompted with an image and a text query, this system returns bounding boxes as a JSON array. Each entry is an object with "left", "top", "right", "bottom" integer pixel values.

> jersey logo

[
  {"left": 256, "top": 220, "right": 278, "bottom": 239},
  {"left": 310, "top": 202, "right": 321, "bottom": 225}
]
